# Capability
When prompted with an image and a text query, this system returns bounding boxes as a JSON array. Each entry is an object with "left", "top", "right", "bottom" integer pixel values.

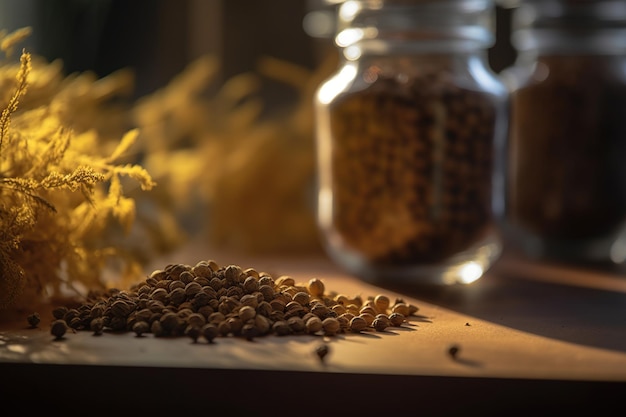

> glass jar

[
  {"left": 313, "top": 0, "right": 509, "bottom": 285},
  {"left": 502, "top": 0, "right": 626, "bottom": 263}
]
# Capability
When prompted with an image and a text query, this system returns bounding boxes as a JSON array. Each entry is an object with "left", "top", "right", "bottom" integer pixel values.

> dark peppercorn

[
  {"left": 448, "top": 344, "right": 460, "bottom": 359},
  {"left": 26, "top": 312, "right": 40, "bottom": 328},
  {"left": 50, "top": 319, "right": 68, "bottom": 340}
]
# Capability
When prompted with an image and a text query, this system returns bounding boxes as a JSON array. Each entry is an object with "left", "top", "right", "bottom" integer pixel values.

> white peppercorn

[{"left": 307, "top": 278, "right": 325, "bottom": 298}]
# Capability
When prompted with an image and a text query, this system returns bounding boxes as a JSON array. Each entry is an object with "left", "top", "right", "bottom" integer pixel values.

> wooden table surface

[{"left": 2, "top": 241, "right": 625, "bottom": 415}]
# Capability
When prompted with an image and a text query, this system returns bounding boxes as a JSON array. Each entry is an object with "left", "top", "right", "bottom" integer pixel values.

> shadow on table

[{"left": 374, "top": 248, "right": 626, "bottom": 354}]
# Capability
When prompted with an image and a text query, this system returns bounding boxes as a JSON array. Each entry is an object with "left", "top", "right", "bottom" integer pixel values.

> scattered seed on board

[
  {"left": 27, "top": 312, "right": 40, "bottom": 328},
  {"left": 43, "top": 260, "right": 420, "bottom": 343},
  {"left": 448, "top": 344, "right": 460, "bottom": 359},
  {"left": 50, "top": 319, "right": 68, "bottom": 340},
  {"left": 315, "top": 343, "right": 330, "bottom": 364}
]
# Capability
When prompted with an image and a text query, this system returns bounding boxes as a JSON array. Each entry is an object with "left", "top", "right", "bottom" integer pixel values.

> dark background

[{"left": 0, "top": 0, "right": 517, "bottom": 105}]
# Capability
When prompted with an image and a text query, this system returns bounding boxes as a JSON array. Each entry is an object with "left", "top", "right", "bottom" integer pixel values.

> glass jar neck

[
  {"left": 512, "top": 0, "right": 626, "bottom": 54},
  {"left": 333, "top": 0, "right": 496, "bottom": 60}
]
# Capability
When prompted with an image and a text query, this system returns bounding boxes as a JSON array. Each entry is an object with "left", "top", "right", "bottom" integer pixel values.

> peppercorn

[
  {"left": 322, "top": 317, "right": 341, "bottom": 336},
  {"left": 52, "top": 306, "right": 68, "bottom": 320},
  {"left": 307, "top": 278, "right": 325, "bottom": 298},
  {"left": 185, "top": 325, "right": 202, "bottom": 343},
  {"left": 372, "top": 318, "right": 388, "bottom": 332},
  {"left": 133, "top": 321, "right": 150, "bottom": 337},
  {"left": 91, "top": 318, "right": 104, "bottom": 335},
  {"left": 305, "top": 316, "right": 323, "bottom": 334},
  {"left": 26, "top": 312, "right": 40, "bottom": 328},
  {"left": 50, "top": 319, "right": 68, "bottom": 340},
  {"left": 349, "top": 316, "right": 368, "bottom": 333},
  {"left": 389, "top": 312, "right": 405, "bottom": 327},
  {"left": 272, "top": 320, "right": 291, "bottom": 336},
  {"left": 315, "top": 343, "right": 330, "bottom": 364},
  {"left": 44, "top": 259, "right": 421, "bottom": 345},
  {"left": 448, "top": 344, "right": 460, "bottom": 359}
]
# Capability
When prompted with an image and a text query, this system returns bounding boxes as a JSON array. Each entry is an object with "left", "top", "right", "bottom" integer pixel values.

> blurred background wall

[{"left": 0, "top": 0, "right": 516, "bottom": 107}]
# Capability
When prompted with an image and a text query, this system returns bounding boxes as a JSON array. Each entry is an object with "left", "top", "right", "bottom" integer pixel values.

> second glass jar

[
  {"left": 502, "top": 0, "right": 626, "bottom": 263},
  {"left": 314, "top": 0, "right": 509, "bottom": 285}
]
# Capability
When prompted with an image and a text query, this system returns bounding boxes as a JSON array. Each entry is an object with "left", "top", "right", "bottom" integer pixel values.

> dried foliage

[
  {"left": 0, "top": 25, "right": 337, "bottom": 313},
  {"left": 0, "top": 28, "right": 155, "bottom": 311},
  {"left": 131, "top": 51, "right": 338, "bottom": 254}
]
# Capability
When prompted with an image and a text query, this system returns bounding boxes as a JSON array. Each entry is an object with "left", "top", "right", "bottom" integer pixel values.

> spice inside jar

[{"left": 327, "top": 71, "right": 498, "bottom": 265}]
